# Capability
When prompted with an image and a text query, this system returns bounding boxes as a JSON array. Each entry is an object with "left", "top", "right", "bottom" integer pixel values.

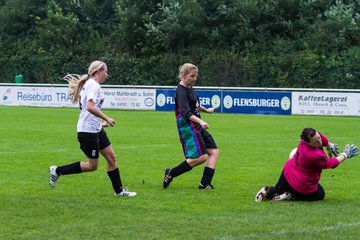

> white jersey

[{"left": 77, "top": 78, "right": 104, "bottom": 133}]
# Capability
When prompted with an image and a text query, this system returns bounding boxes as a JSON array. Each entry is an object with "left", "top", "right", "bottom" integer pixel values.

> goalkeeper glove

[
  {"left": 340, "top": 144, "right": 359, "bottom": 159},
  {"left": 327, "top": 142, "right": 339, "bottom": 157}
]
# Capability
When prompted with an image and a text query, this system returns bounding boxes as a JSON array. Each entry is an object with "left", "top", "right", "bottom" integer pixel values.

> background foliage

[{"left": 1, "top": 0, "right": 360, "bottom": 88}]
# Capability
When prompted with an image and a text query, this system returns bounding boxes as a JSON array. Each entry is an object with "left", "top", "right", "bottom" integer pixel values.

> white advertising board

[
  {"left": 292, "top": 92, "right": 360, "bottom": 116},
  {"left": 0, "top": 86, "right": 74, "bottom": 107},
  {"left": 102, "top": 88, "right": 155, "bottom": 110},
  {"left": 0, "top": 86, "right": 156, "bottom": 110}
]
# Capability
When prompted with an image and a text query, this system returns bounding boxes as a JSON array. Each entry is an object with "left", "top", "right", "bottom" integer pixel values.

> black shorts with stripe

[{"left": 180, "top": 128, "right": 217, "bottom": 159}]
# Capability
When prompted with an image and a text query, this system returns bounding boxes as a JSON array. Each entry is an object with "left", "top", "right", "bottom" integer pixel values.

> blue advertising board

[
  {"left": 222, "top": 91, "right": 291, "bottom": 115},
  {"left": 156, "top": 89, "right": 175, "bottom": 111},
  {"left": 156, "top": 89, "right": 291, "bottom": 115},
  {"left": 156, "top": 89, "right": 222, "bottom": 112}
]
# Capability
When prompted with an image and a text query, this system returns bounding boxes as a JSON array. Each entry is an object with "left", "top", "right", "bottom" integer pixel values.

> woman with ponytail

[{"left": 49, "top": 60, "right": 136, "bottom": 197}]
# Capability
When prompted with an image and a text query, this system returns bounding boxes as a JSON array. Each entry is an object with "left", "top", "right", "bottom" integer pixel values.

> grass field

[{"left": 0, "top": 106, "right": 360, "bottom": 240}]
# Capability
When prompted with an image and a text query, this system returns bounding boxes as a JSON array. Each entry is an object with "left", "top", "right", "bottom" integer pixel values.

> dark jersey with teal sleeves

[{"left": 175, "top": 84, "right": 202, "bottom": 132}]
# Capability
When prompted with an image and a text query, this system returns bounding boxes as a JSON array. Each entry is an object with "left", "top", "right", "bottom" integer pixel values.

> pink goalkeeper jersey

[{"left": 283, "top": 133, "right": 340, "bottom": 195}]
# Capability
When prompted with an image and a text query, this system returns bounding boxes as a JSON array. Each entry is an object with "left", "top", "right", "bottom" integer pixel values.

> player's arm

[
  {"left": 189, "top": 115, "right": 209, "bottom": 129},
  {"left": 335, "top": 154, "right": 347, "bottom": 164},
  {"left": 177, "top": 88, "right": 195, "bottom": 120},
  {"left": 320, "top": 144, "right": 359, "bottom": 169},
  {"left": 200, "top": 105, "right": 216, "bottom": 114},
  {"left": 176, "top": 89, "right": 209, "bottom": 129},
  {"left": 87, "top": 100, "right": 116, "bottom": 127}
]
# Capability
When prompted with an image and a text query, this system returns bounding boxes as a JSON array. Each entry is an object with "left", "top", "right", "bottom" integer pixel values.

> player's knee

[
  {"left": 212, "top": 148, "right": 219, "bottom": 157},
  {"left": 208, "top": 148, "right": 219, "bottom": 159}
]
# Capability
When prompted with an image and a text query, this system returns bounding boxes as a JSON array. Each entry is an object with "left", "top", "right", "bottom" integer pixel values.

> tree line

[{"left": 1, "top": 0, "right": 360, "bottom": 88}]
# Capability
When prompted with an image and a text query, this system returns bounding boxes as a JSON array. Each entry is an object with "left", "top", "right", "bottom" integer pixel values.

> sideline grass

[{"left": 0, "top": 106, "right": 359, "bottom": 240}]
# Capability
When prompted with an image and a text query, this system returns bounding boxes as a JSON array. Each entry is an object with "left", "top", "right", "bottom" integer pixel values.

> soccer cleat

[
  {"left": 115, "top": 188, "right": 137, "bottom": 197},
  {"left": 163, "top": 168, "right": 173, "bottom": 189},
  {"left": 198, "top": 183, "right": 215, "bottom": 189},
  {"left": 272, "top": 192, "right": 292, "bottom": 201},
  {"left": 49, "top": 166, "right": 59, "bottom": 188},
  {"left": 255, "top": 186, "right": 269, "bottom": 202}
]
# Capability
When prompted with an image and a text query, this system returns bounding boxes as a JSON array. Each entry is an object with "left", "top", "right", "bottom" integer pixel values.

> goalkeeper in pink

[{"left": 255, "top": 127, "right": 359, "bottom": 202}]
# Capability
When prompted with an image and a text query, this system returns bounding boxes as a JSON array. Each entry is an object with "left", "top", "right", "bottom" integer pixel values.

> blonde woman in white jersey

[{"left": 49, "top": 60, "right": 136, "bottom": 197}]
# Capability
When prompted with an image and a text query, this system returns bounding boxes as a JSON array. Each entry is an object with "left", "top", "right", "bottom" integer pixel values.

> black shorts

[
  {"left": 201, "top": 129, "right": 217, "bottom": 149},
  {"left": 77, "top": 128, "right": 111, "bottom": 159},
  {"left": 179, "top": 128, "right": 217, "bottom": 159}
]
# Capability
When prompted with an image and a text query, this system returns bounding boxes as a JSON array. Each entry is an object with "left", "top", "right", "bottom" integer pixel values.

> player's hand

[
  {"left": 340, "top": 144, "right": 359, "bottom": 159},
  {"left": 327, "top": 142, "right": 339, "bottom": 157},
  {"left": 199, "top": 120, "right": 209, "bottom": 129},
  {"left": 106, "top": 117, "right": 116, "bottom": 127},
  {"left": 207, "top": 107, "right": 217, "bottom": 114}
]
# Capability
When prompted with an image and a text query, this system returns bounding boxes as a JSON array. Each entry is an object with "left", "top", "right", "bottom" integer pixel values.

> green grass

[{"left": 0, "top": 106, "right": 360, "bottom": 240}]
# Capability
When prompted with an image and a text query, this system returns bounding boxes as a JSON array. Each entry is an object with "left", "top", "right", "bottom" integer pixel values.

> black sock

[
  {"left": 107, "top": 168, "right": 123, "bottom": 194},
  {"left": 170, "top": 160, "right": 192, "bottom": 178},
  {"left": 266, "top": 186, "right": 277, "bottom": 200},
  {"left": 57, "top": 162, "right": 82, "bottom": 175},
  {"left": 200, "top": 167, "right": 215, "bottom": 186}
]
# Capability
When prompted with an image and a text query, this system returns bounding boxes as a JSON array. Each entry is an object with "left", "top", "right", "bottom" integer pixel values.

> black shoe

[
  {"left": 198, "top": 183, "right": 215, "bottom": 190},
  {"left": 163, "top": 168, "right": 173, "bottom": 189}
]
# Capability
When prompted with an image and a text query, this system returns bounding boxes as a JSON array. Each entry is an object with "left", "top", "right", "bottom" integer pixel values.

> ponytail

[{"left": 63, "top": 74, "right": 89, "bottom": 104}]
